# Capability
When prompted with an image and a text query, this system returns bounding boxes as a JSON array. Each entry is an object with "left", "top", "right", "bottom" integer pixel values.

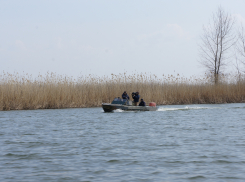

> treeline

[{"left": 1, "top": 72, "right": 245, "bottom": 111}]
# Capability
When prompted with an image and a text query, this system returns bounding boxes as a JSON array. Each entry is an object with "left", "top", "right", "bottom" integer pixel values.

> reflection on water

[{"left": 1, "top": 103, "right": 245, "bottom": 181}]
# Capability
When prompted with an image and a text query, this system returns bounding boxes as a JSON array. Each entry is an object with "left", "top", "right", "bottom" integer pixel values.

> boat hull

[{"left": 102, "top": 103, "right": 157, "bottom": 112}]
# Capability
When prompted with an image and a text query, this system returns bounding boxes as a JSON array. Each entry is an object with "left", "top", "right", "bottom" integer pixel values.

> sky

[{"left": 1, "top": 0, "right": 245, "bottom": 79}]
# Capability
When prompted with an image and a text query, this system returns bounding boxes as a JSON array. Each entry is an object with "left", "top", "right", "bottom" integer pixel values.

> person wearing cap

[
  {"left": 139, "top": 99, "right": 146, "bottom": 106},
  {"left": 122, "top": 91, "right": 129, "bottom": 100},
  {"left": 132, "top": 91, "right": 140, "bottom": 106}
]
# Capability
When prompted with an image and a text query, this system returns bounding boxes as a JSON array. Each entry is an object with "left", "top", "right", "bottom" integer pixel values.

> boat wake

[
  {"left": 157, "top": 106, "right": 210, "bottom": 111},
  {"left": 114, "top": 109, "right": 124, "bottom": 112}
]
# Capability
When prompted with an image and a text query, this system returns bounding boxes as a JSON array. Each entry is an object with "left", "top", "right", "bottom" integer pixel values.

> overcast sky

[{"left": 1, "top": 0, "right": 245, "bottom": 78}]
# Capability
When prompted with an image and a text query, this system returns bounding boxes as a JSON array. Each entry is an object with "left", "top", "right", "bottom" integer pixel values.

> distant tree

[
  {"left": 235, "top": 25, "right": 245, "bottom": 73},
  {"left": 199, "top": 7, "right": 236, "bottom": 84}
]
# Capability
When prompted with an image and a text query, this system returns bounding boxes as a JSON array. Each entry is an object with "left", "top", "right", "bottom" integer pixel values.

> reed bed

[{"left": 1, "top": 72, "right": 245, "bottom": 111}]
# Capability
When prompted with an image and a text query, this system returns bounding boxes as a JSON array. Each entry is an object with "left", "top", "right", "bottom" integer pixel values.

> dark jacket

[
  {"left": 122, "top": 93, "right": 129, "bottom": 100},
  {"left": 139, "top": 100, "right": 146, "bottom": 106},
  {"left": 133, "top": 94, "right": 140, "bottom": 102}
]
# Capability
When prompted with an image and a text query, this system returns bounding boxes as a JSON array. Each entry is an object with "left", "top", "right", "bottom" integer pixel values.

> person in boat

[
  {"left": 122, "top": 91, "right": 129, "bottom": 100},
  {"left": 113, "top": 97, "right": 122, "bottom": 101},
  {"left": 139, "top": 99, "right": 146, "bottom": 106},
  {"left": 132, "top": 91, "right": 140, "bottom": 106}
]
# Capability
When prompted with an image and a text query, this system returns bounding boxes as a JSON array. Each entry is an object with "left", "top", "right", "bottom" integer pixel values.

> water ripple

[{"left": 1, "top": 103, "right": 245, "bottom": 181}]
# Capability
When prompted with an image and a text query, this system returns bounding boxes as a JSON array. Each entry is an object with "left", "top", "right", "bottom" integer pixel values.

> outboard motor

[{"left": 149, "top": 102, "right": 156, "bottom": 107}]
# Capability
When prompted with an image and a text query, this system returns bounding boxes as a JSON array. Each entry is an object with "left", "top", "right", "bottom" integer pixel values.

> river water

[{"left": 0, "top": 103, "right": 245, "bottom": 181}]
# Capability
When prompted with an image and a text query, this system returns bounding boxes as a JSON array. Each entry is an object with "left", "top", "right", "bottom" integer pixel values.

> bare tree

[
  {"left": 199, "top": 7, "right": 236, "bottom": 84},
  {"left": 235, "top": 25, "right": 245, "bottom": 72}
]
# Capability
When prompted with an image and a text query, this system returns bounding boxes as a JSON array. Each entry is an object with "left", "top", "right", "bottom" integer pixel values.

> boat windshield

[
  {"left": 111, "top": 98, "right": 128, "bottom": 105},
  {"left": 113, "top": 98, "right": 123, "bottom": 101}
]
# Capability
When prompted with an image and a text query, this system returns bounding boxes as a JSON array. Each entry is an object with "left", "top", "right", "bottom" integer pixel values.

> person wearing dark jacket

[
  {"left": 132, "top": 92, "right": 140, "bottom": 106},
  {"left": 122, "top": 91, "right": 129, "bottom": 100},
  {"left": 139, "top": 99, "right": 146, "bottom": 106}
]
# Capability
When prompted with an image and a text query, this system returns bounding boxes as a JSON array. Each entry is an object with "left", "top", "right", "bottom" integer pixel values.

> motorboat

[{"left": 102, "top": 98, "right": 157, "bottom": 112}]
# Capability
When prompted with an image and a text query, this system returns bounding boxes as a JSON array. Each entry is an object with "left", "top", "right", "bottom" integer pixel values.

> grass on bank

[{"left": 0, "top": 72, "right": 245, "bottom": 111}]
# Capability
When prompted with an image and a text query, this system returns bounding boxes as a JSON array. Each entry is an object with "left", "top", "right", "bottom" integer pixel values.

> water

[{"left": 0, "top": 103, "right": 245, "bottom": 181}]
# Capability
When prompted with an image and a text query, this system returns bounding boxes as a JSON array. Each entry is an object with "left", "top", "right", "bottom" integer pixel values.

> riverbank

[{"left": 1, "top": 72, "right": 245, "bottom": 111}]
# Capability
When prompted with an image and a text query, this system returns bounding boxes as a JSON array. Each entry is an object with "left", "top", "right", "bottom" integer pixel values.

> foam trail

[
  {"left": 114, "top": 109, "right": 124, "bottom": 112},
  {"left": 157, "top": 106, "right": 210, "bottom": 111}
]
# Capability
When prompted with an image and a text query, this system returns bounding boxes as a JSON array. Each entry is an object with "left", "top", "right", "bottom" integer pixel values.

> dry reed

[{"left": 1, "top": 72, "right": 245, "bottom": 111}]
